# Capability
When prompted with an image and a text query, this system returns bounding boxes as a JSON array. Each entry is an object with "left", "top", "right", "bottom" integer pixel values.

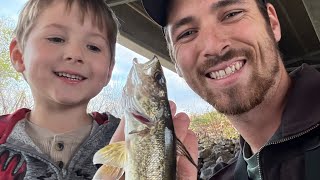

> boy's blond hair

[{"left": 15, "top": 0, "right": 119, "bottom": 63}]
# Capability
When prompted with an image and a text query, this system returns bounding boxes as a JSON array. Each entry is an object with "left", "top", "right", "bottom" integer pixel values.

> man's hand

[
  {"left": 169, "top": 101, "right": 198, "bottom": 180},
  {"left": 110, "top": 100, "right": 198, "bottom": 180}
]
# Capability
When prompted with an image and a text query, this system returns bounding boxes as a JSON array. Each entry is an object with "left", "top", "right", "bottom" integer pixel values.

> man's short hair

[{"left": 142, "top": 0, "right": 268, "bottom": 27}]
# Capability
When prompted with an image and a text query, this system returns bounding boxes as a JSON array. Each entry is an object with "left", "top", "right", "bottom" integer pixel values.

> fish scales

[
  {"left": 123, "top": 57, "right": 176, "bottom": 180},
  {"left": 93, "top": 56, "right": 178, "bottom": 180}
]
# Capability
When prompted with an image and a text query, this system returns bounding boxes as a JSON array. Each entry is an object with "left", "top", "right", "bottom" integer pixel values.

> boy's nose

[{"left": 64, "top": 44, "right": 84, "bottom": 64}]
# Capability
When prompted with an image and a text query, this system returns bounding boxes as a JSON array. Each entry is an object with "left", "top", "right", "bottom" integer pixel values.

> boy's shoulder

[
  {"left": 0, "top": 108, "right": 30, "bottom": 144},
  {"left": 91, "top": 111, "right": 120, "bottom": 125}
]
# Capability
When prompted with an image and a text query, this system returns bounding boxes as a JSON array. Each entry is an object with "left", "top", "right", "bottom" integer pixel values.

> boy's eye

[
  {"left": 176, "top": 29, "right": 197, "bottom": 41},
  {"left": 87, "top": 45, "right": 101, "bottom": 52},
  {"left": 47, "top": 37, "right": 65, "bottom": 43},
  {"left": 223, "top": 10, "right": 243, "bottom": 21}
]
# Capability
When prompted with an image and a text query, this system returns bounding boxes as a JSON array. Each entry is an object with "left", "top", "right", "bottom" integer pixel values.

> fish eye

[{"left": 154, "top": 71, "right": 165, "bottom": 86}]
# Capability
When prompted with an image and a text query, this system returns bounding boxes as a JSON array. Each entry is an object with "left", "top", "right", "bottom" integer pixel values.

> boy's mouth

[
  {"left": 54, "top": 72, "right": 87, "bottom": 81},
  {"left": 205, "top": 60, "right": 246, "bottom": 80}
]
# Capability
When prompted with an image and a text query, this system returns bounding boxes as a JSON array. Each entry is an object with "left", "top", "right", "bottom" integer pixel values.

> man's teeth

[
  {"left": 209, "top": 61, "right": 244, "bottom": 80},
  {"left": 56, "top": 72, "right": 84, "bottom": 80}
]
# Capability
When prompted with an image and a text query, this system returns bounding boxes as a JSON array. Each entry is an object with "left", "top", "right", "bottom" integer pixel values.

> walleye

[{"left": 93, "top": 56, "right": 196, "bottom": 180}]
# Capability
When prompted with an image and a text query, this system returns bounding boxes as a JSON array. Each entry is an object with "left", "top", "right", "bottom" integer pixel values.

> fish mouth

[{"left": 131, "top": 112, "right": 152, "bottom": 126}]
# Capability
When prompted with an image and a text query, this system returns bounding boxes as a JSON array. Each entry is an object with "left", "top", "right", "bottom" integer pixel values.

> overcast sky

[{"left": 0, "top": 0, "right": 213, "bottom": 115}]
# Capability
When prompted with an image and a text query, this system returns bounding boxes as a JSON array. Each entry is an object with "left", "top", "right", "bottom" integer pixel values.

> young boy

[{"left": 0, "top": 0, "right": 120, "bottom": 179}]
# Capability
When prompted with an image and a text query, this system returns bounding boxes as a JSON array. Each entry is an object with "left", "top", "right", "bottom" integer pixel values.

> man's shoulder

[{"left": 290, "top": 63, "right": 320, "bottom": 79}]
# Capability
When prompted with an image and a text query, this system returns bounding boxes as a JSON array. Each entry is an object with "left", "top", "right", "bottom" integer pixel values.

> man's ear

[
  {"left": 175, "top": 63, "right": 183, "bottom": 77},
  {"left": 10, "top": 38, "right": 25, "bottom": 72},
  {"left": 267, "top": 3, "right": 281, "bottom": 42}
]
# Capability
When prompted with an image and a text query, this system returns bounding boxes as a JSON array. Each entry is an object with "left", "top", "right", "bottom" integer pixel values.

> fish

[{"left": 93, "top": 56, "right": 197, "bottom": 180}]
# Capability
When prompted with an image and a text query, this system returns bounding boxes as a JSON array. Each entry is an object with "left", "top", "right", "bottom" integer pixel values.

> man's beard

[{"left": 190, "top": 33, "right": 280, "bottom": 116}]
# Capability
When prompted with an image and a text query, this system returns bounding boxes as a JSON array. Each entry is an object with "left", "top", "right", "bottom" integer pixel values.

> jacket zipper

[{"left": 256, "top": 124, "right": 319, "bottom": 180}]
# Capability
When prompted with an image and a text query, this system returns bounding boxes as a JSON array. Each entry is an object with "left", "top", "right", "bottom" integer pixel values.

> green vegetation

[
  {"left": 0, "top": 17, "right": 21, "bottom": 85},
  {"left": 0, "top": 17, "right": 29, "bottom": 114},
  {"left": 190, "top": 111, "right": 238, "bottom": 145}
]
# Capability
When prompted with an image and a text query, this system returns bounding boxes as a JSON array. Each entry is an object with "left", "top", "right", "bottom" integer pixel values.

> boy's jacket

[{"left": 0, "top": 108, "right": 120, "bottom": 180}]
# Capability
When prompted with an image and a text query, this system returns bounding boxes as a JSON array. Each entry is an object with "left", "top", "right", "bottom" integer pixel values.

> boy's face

[{"left": 10, "top": 1, "right": 114, "bottom": 107}]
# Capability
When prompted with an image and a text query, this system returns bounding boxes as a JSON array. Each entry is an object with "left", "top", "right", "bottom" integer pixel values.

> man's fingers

[
  {"left": 177, "top": 130, "right": 198, "bottom": 180},
  {"left": 173, "top": 112, "right": 190, "bottom": 141},
  {"left": 184, "top": 130, "right": 198, "bottom": 165},
  {"left": 169, "top": 100, "right": 177, "bottom": 116}
]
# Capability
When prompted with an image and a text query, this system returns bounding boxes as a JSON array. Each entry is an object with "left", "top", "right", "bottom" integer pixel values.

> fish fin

[
  {"left": 93, "top": 165, "right": 124, "bottom": 180},
  {"left": 176, "top": 138, "right": 198, "bottom": 168},
  {"left": 129, "top": 128, "right": 150, "bottom": 137},
  {"left": 93, "top": 141, "right": 127, "bottom": 168}
]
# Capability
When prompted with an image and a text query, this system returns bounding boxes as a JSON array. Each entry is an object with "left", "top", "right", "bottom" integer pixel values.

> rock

[
  {"left": 202, "top": 160, "right": 215, "bottom": 169},
  {"left": 199, "top": 148, "right": 212, "bottom": 159},
  {"left": 215, "top": 156, "right": 224, "bottom": 164},
  {"left": 197, "top": 138, "right": 240, "bottom": 180}
]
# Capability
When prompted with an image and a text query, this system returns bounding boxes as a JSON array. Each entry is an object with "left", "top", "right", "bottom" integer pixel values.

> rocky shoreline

[{"left": 197, "top": 138, "right": 240, "bottom": 180}]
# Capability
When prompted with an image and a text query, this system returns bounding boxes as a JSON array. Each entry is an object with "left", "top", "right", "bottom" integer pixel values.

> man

[{"left": 139, "top": 0, "right": 320, "bottom": 179}]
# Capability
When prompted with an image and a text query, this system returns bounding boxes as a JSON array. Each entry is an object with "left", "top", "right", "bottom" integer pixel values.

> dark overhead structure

[{"left": 107, "top": 0, "right": 320, "bottom": 72}]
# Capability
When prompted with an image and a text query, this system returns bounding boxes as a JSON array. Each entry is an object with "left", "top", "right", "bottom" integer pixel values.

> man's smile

[{"left": 205, "top": 60, "right": 246, "bottom": 80}]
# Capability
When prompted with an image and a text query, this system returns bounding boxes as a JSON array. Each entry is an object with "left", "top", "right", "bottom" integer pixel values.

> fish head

[{"left": 123, "top": 56, "right": 171, "bottom": 129}]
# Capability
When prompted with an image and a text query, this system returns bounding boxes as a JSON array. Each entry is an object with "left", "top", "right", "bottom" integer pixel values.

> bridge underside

[{"left": 108, "top": 0, "right": 320, "bottom": 72}]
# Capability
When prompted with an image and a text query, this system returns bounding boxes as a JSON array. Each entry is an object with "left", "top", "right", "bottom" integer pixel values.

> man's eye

[
  {"left": 177, "top": 30, "right": 197, "bottom": 41},
  {"left": 224, "top": 10, "right": 243, "bottom": 20},
  {"left": 87, "top": 45, "right": 101, "bottom": 52},
  {"left": 47, "top": 37, "right": 65, "bottom": 43}
]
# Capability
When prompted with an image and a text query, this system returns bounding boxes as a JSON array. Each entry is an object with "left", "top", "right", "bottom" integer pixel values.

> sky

[{"left": 0, "top": 0, "right": 213, "bottom": 115}]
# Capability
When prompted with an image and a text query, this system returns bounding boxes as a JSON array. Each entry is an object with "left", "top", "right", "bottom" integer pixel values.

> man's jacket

[
  {"left": 210, "top": 64, "right": 320, "bottom": 180},
  {"left": 0, "top": 109, "right": 120, "bottom": 180}
]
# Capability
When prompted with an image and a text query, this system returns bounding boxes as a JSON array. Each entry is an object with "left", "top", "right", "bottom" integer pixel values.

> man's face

[{"left": 166, "top": 0, "right": 282, "bottom": 115}]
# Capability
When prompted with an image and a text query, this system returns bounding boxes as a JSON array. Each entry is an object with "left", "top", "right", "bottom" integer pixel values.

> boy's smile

[
  {"left": 54, "top": 71, "right": 87, "bottom": 84},
  {"left": 11, "top": 0, "right": 113, "bottom": 107}
]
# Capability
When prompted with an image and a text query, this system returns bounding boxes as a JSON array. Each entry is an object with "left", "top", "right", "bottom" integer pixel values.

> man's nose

[
  {"left": 199, "top": 25, "right": 231, "bottom": 59},
  {"left": 64, "top": 43, "right": 84, "bottom": 64}
]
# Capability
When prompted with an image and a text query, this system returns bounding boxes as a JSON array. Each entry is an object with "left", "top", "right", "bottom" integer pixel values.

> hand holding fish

[
  {"left": 93, "top": 57, "right": 198, "bottom": 180},
  {"left": 168, "top": 101, "right": 198, "bottom": 180},
  {"left": 108, "top": 101, "right": 198, "bottom": 180}
]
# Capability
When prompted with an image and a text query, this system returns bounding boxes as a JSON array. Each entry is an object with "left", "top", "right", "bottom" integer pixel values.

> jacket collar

[{"left": 281, "top": 64, "right": 320, "bottom": 137}]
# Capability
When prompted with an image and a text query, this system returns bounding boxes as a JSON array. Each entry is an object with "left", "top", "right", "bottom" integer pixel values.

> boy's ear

[
  {"left": 267, "top": 3, "right": 281, "bottom": 42},
  {"left": 10, "top": 38, "right": 25, "bottom": 72}
]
